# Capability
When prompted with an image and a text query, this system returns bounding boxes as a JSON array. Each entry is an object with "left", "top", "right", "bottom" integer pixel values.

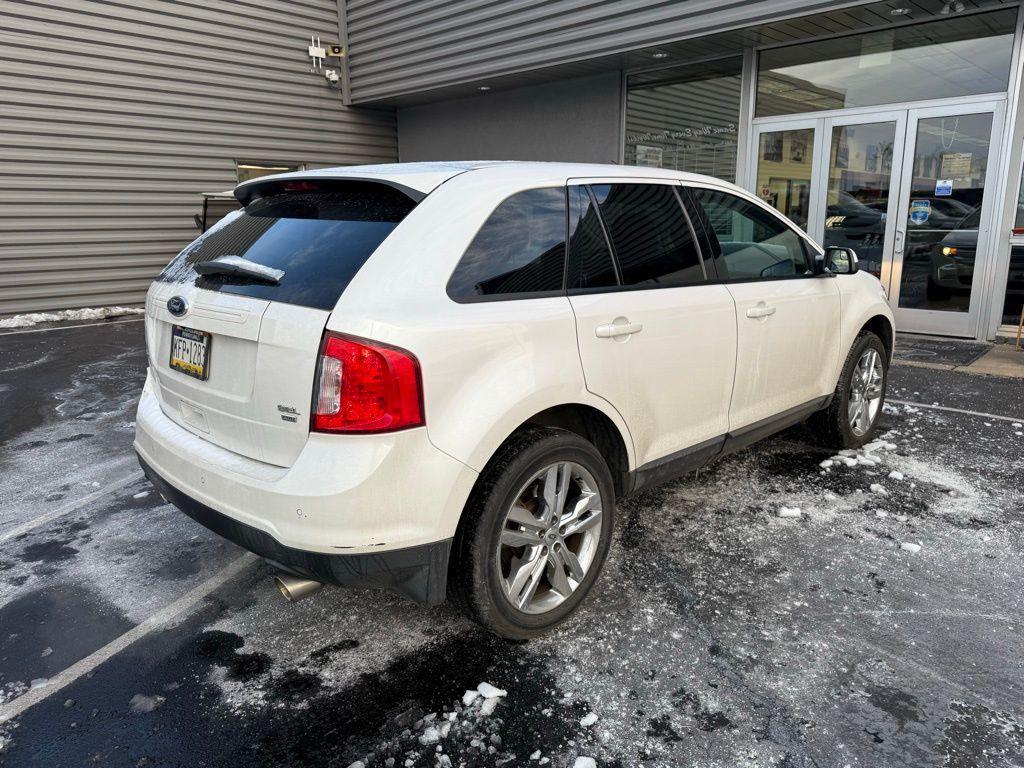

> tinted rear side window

[
  {"left": 158, "top": 182, "right": 416, "bottom": 311},
  {"left": 447, "top": 188, "right": 567, "bottom": 301},
  {"left": 590, "top": 184, "right": 705, "bottom": 287},
  {"left": 568, "top": 185, "right": 619, "bottom": 290}
]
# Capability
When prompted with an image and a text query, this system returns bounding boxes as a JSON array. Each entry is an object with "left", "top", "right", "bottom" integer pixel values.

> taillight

[{"left": 311, "top": 332, "right": 424, "bottom": 433}]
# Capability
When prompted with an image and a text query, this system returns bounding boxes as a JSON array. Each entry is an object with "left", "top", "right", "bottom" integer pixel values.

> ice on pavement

[
  {"left": 477, "top": 682, "right": 507, "bottom": 699},
  {"left": 129, "top": 694, "right": 165, "bottom": 713},
  {"left": 580, "top": 712, "right": 599, "bottom": 727}
]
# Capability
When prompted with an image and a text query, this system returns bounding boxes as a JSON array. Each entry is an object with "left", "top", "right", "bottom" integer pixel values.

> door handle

[
  {"left": 745, "top": 304, "right": 777, "bottom": 319},
  {"left": 595, "top": 320, "right": 643, "bottom": 338}
]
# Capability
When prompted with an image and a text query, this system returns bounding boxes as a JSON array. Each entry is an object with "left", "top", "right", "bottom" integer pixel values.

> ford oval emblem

[{"left": 167, "top": 296, "right": 188, "bottom": 317}]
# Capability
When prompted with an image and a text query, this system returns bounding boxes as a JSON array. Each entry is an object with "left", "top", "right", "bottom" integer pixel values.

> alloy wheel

[
  {"left": 496, "top": 461, "right": 604, "bottom": 615},
  {"left": 848, "top": 348, "right": 884, "bottom": 436}
]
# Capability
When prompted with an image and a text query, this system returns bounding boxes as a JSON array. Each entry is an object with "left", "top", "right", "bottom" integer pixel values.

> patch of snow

[
  {"left": 819, "top": 459, "right": 834, "bottom": 469},
  {"left": 574, "top": 758, "right": 597, "bottom": 768},
  {"left": 418, "top": 727, "right": 441, "bottom": 745},
  {"left": 128, "top": 693, "right": 165, "bottom": 713},
  {"left": 462, "top": 689, "right": 480, "bottom": 706},
  {"left": 888, "top": 471, "right": 904, "bottom": 481},
  {"left": 40, "top": 647, "right": 52, "bottom": 658},
  {"left": 530, "top": 750, "right": 542, "bottom": 760},
  {"left": 0, "top": 306, "right": 143, "bottom": 330},
  {"left": 29, "top": 678, "right": 48, "bottom": 690},
  {"left": 900, "top": 542, "right": 922, "bottom": 554},
  {"left": 580, "top": 712, "right": 599, "bottom": 727},
  {"left": 777, "top": 507, "right": 802, "bottom": 519},
  {"left": 347, "top": 762, "right": 366, "bottom": 768},
  {"left": 869, "top": 484, "right": 889, "bottom": 496},
  {"left": 132, "top": 491, "right": 149, "bottom": 499},
  {"left": 479, "top": 697, "right": 502, "bottom": 716},
  {"left": 1013, "top": 422, "right": 1022, "bottom": 428},
  {"left": 875, "top": 510, "right": 889, "bottom": 519},
  {"left": 477, "top": 682, "right": 507, "bottom": 699}
]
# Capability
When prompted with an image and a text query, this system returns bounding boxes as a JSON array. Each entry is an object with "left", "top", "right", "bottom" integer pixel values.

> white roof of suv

[{"left": 234, "top": 161, "right": 726, "bottom": 202}]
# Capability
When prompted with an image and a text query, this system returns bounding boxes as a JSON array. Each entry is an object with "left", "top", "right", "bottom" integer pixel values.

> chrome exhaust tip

[{"left": 274, "top": 573, "right": 323, "bottom": 602}]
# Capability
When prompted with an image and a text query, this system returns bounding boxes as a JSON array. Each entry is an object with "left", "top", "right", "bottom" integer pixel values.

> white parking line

[
  {"left": 888, "top": 399, "right": 1024, "bottom": 425},
  {"left": 0, "top": 471, "right": 143, "bottom": 545},
  {"left": 0, "top": 553, "right": 257, "bottom": 723}
]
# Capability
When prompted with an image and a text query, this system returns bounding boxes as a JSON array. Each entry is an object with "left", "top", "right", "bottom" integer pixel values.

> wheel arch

[{"left": 860, "top": 314, "right": 895, "bottom": 361}]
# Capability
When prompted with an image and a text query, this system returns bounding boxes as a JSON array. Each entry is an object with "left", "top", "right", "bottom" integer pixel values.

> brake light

[{"left": 311, "top": 333, "right": 424, "bottom": 433}]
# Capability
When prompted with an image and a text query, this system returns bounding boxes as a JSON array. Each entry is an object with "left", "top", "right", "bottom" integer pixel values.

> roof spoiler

[{"left": 234, "top": 175, "right": 427, "bottom": 206}]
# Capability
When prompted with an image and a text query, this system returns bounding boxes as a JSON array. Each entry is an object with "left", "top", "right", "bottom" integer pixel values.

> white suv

[{"left": 136, "top": 162, "right": 893, "bottom": 639}]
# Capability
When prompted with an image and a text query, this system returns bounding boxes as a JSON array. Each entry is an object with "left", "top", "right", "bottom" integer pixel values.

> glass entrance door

[
  {"left": 888, "top": 103, "right": 1004, "bottom": 336},
  {"left": 751, "top": 100, "right": 1004, "bottom": 337},
  {"left": 821, "top": 113, "right": 906, "bottom": 280}
]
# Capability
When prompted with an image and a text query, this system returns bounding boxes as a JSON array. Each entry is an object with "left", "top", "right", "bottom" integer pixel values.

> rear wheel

[
  {"left": 808, "top": 332, "right": 888, "bottom": 449},
  {"left": 449, "top": 428, "right": 615, "bottom": 640}
]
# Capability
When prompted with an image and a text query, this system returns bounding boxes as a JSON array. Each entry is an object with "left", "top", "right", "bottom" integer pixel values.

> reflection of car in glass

[
  {"left": 927, "top": 207, "right": 980, "bottom": 300},
  {"left": 824, "top": 192, "right": 887, "bottom": 276}
]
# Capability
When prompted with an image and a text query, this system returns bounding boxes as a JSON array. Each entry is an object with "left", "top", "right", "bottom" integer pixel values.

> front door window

[{"left": 896, "top": 112, "right": 993, "bottom": 314}]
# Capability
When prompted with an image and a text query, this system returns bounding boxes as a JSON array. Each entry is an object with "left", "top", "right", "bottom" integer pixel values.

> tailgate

[{"left": 146, "top": 281, "right": 327, "bottom": 467}]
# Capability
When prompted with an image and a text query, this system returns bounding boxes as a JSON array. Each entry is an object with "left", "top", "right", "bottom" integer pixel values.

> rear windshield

[{"left": 159, "top": 181, "right": 417, "bottom": 310}]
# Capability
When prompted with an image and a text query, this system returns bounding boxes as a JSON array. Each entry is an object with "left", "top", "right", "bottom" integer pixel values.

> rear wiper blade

[{"left": 194, "top": 255, "right": 284, "bottom": 285}]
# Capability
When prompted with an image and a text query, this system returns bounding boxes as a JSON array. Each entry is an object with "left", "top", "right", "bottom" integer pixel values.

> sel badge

[{"left": 909, "top": 199, "right": 931, "bottom": 225}]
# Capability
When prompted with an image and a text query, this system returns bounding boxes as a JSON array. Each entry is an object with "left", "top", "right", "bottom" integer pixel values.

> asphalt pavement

[{"left": 1, "top": 318, "right": 1022, "bottom": 768}]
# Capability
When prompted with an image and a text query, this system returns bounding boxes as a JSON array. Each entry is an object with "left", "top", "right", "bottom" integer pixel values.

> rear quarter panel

[{"left": 322, "top": 168, "right": 637, "bottom": 476}]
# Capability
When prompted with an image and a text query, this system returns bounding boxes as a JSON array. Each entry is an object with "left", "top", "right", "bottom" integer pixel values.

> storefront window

[
  {"left": 756, "top": 10, "right": 1016, "bottom": 118},
  {"left": 755, "top": 128, "right": 814, "bottom": 230},
  {"left": 1003, "top": 168, "right": 1024, "bottom": 326},
  {"left": 625, "top": 57, "right": 742, "bottom": 183}
]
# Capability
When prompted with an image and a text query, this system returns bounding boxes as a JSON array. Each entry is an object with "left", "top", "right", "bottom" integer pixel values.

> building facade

[
  {"left": 0, "top": 0, "right": 397, "bottom": 316},
  {"left": 4, "top": 1, "right": 1023, "bottom": 342},
  {"left": 342, "top": 0, "right": 1024, "bottom": 342}
]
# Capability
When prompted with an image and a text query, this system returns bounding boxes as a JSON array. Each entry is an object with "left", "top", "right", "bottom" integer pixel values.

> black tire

[
  {"left": 448, "top": 427, "right": 616, "bottom": 640},
  {"left": 808, "top": 331, "right": 889, "bottom": 450}
]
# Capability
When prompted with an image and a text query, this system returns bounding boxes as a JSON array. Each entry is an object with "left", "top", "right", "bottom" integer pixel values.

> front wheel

[
  {"left": 808, "top": 332, "right": 888, "bottom": 449},
  {"left": 448, "top": 428, "right": 615, "bottom": 640}
]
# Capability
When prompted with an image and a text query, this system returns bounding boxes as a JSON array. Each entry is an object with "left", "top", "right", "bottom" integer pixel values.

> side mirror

[{"left": 824, "top": 246, "right": 859, "bottom": 275}]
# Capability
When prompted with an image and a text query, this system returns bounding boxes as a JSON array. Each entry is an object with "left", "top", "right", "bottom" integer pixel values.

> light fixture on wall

[{"left": 940, "top": 0, "right": 965, "bottom": 14}]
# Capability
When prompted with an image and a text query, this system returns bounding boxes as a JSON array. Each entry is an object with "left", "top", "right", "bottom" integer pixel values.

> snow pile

[
  {"left": 777, "top": 507, "right": 803, "bottom": 519},
  {"left": 900, "top": 542, "right": 922, "bottom": 554},
  {"left": 351, "top": 682, "right": 522, "bottom": 767},
  {"left": 0, "top": 306, "right": 143, "bottom": 329}
]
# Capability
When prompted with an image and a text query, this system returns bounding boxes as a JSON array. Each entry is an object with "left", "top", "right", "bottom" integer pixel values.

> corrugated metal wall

[
  {"left": 342, "top": 0, "right": 854, "bottom": 103},
  {"left": 0, "top": 0, "right": 397, "bottom": 315}
]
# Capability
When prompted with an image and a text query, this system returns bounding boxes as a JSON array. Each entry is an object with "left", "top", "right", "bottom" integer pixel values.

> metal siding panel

[
  {"left": 0, "top": 0, "right": 397, "bottom": 315},
  {"left": 343, "top": 0, "right": 866, "bottom": 102}
]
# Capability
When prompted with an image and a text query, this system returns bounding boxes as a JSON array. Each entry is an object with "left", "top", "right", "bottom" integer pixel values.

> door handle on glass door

[
  {"left": 746, "top": 304, "right": 776, "bottom": 319},
  {"left": 595, "top": 320, "right": 643, "bottom": 338}
]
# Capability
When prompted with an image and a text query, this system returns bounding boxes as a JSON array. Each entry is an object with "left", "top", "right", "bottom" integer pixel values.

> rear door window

[
  {"left": 447, "top": 187, "right": 567, "bottom": 301},
  {"left": 159, "top": 181, "right": 416, "bottom": 311},
  {"left": 590, "top": 183, "right": 706, "bottom": 288}
]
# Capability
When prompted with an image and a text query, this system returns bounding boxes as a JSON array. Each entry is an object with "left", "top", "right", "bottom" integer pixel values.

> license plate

[{"left": 169, "top": 326, "right": 211, "bottom": 380}]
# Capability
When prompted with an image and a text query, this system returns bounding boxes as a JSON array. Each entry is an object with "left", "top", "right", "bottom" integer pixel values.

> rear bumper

[{"left": 138, "top": 453, "right": 451, "bottom": 605}]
